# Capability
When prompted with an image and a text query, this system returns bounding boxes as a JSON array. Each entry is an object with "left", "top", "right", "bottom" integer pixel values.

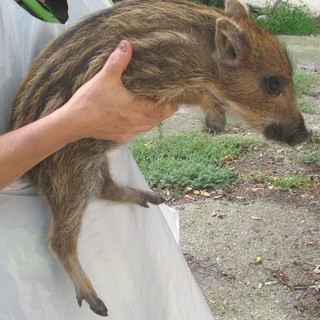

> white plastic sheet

[{"left": 0, "top": 1, "right": 215, "bottom": 319}]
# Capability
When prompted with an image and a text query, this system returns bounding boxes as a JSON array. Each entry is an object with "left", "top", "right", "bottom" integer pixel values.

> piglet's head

[{"left": 211, "top": 0, "right": 311, "bottom": 146}]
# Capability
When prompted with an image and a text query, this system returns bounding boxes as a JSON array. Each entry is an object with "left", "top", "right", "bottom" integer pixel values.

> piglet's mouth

[{"left": 263, "top": 122, "right": 312, "bottom": 146}]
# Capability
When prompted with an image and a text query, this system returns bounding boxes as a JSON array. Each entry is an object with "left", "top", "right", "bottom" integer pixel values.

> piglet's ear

[
  {"left": 215, "top": 18, "right": 246, "bottom": 63},
  {"left": 225, "top": 0, "right": 250, "bottom": 20}
]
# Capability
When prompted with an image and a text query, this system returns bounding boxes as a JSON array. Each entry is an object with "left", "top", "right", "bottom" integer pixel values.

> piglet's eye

[{"left": 264, "top": 76, "right": 282, "bottom": 95}]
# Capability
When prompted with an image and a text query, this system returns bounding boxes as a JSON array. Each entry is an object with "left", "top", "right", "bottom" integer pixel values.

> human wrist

[{"left": 48, "top": 104, "right": 86, "bottom": 144}]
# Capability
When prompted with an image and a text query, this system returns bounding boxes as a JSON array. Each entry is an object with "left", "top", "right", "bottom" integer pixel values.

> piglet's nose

[{"left": 288, "top": 127, "right": 312, "bottom": 146}]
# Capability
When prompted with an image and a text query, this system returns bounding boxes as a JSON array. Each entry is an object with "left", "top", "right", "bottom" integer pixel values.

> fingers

[
  {"left": 99, "top": 40, "right": 133, "bottom": 82},
  {"left": 98, "top": 38, "right": 178, "bottom": 125},
  {"left": 78, "top": 39, "right": 178, "bottom": 142}
]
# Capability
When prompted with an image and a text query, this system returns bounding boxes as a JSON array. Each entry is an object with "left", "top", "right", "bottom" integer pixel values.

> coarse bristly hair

[{"left": 9, "top": 0, "right": 310, "bottom": 317}]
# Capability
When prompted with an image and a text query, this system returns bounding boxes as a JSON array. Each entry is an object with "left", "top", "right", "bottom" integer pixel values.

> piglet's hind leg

[
  {"left": 100, "top": 165, "right": 165, "bottom": 207},
  {"left": 100, "top": 181, "right": 165, "bottom": 208},
  {"left": 49, "top": 206, "right": 108, "bottom": 317}
]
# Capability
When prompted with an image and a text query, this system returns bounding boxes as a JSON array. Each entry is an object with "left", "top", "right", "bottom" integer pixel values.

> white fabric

[{"left": 0, "top": 1, "right": 215, "bottom": 319}]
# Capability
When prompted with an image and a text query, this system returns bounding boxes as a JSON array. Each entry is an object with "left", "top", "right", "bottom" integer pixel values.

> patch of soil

[
  {"left": 173, "top": 170, "right": 320, "bottom": 319},
  {"left": 227, "top": 144, "right": 320, "bottom": 212}
]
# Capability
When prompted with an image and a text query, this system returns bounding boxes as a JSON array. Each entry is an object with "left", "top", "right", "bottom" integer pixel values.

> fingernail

[{"left": 117, "top": 40, "right": 127, "bottom": 53}]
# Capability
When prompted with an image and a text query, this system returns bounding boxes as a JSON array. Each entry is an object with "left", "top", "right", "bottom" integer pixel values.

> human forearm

[{"left": 0, "top": 109, "right": 74, "bottom": 189}]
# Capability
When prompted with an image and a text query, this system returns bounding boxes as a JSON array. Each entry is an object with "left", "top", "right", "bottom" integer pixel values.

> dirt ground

[
  {"left": 156, "top": 36, "right": 320, "bottom": 319},
  {"left": 174, "top": 144, "right": 320, "bottom": 320}
]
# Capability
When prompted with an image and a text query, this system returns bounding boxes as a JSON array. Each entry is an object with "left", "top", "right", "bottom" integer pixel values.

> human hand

[
  {"left": 63, "top": 40, "right": 178, "bottom": 143},
  {"left": 0, "top": 40, "right": 178, "bottom": 189}
]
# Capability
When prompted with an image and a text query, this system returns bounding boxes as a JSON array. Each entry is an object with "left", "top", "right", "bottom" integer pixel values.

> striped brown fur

[{"left": 10, "top": 0, "right": 310, "bottom": 316}]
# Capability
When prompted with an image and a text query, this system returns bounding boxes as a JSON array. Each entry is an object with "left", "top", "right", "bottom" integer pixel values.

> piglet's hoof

[
  {"left": 89, "top": 298, "right": 108, "bottom": 317},
  {"left": 78, "top": 296, "right": 108, "bottom": 317},
  {"left": 148, "top": 192, "right": 166, "bottom": 205},
  {"left": 139, "top": 192, "right": 166, "bottom": 208}
]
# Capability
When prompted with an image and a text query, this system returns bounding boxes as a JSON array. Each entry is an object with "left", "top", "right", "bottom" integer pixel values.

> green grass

[
  {"left": 252, "top": 172, "right": 312, "bottom": 191},
  {"left": 305, "top": 151, "right": 320, "bottom": 166},
  {"left": 294, "top": 70, "right": 319, "bottom": 97},
  {"left": 256, "top": 0, "right": 317, "bottom": 35},
  {"left": 273, "top": 175, "right": 311, "bottom": 190},
  {"left": 302, "top": 133, "right": 320, "bottom": 166},
  {"left": 293, "top": 70, "right": 319, "bottom": 114},
  {"left": 130, "top": 131, "right": 263, "bottom": 193},
  {"left": 298, "top": 99, "right": 316, "bottom": 114},
  {"left": 192, "top": 0, "right": 224, "bottom": 9},
  {"left": 315, "top": 16, "right": 320, "bottom": 34}
]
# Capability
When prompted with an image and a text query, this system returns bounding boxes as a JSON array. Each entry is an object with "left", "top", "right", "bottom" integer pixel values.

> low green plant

[
  {"left": 193, "top": 0, "right": 224, "bottom": 9},
  {"left": 130, "top": 131, "right": 263, "bottom": 192},
  {"left": 298, "top": 99, "right": 316, "bottom": 114},
  {"left": 293, "top": 70, "right": 319, "bottom": 114},
  {"left": 293, "top": 70, "right": 318, "bottom": 97},
  {"left": 256, "top": 0, "right": 316, "bottom": 35},
  {"left": 315, "top": 16, "right": 320, "bottom": 33},
  {"left": 304, "top": 151, "right": 320, "bottom": 166},
  {"left": 273, "top": 175, "right": 310, "bottom": 190},
  {"left": 302, "top": 133, "right": 320, "bottom": 166},
  {"left": 252, "top": 172, "right": 312, "bottom": 190}
]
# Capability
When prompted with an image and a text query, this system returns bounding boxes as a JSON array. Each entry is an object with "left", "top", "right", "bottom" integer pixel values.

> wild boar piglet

[{"left": 10, "top": 0, "right": 311, "bottom": 316}]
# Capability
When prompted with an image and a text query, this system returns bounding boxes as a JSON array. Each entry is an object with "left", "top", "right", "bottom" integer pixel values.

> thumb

[{"left": 100, "top": 40, "right": 133, "bottom": 81}]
